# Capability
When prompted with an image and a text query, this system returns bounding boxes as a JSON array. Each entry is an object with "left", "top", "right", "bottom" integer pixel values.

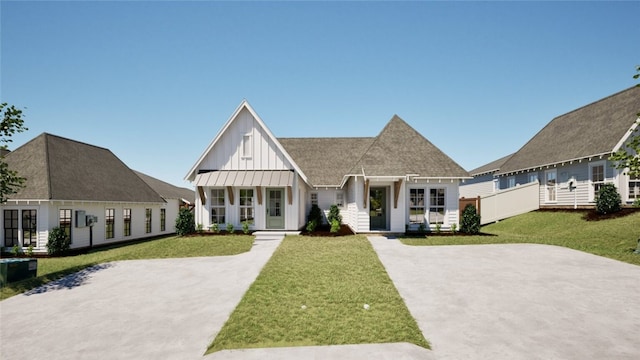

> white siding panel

[{"left": 198, "top": 108, "right": 294, "bottom": 172}]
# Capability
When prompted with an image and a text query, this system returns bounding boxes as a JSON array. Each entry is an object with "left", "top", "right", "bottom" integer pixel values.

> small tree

[
  {"left": 460, "top": 204, "right": 481, "bottom": 234},
  {"left": 47, "top": 226, "right": 71, "bottom": 256},
  {"left": 307, "top": 204, "right": 323, "bottom": 225},
  {"left": 175, "top": 208, "right": 195, "bottom": 236},
  {"left": 595, "top": 183, "right": 622, "bottom": 214},
  {"left": 327, "top": 204, "right": 342, "bottom": 224},
  {"left": 1, "top": 103, "right": 28, "bottom": 203}
]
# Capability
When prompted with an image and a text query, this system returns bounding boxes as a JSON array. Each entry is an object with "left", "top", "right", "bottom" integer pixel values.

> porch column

[
  {"left": 363, "top": 179, "right": 370, "bottom": 208},
  {"left": 197, "top": 186, "right": 205, "bottom": 206},
  {"left": 256, "top": 186, "right": 263, "bottom": 205},
  {"left": 226, "top": 186, "right": 234, "bottom": 205}
]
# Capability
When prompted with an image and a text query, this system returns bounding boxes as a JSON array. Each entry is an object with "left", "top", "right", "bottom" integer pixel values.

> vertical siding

[{"left": 199, "top": 108, "right": 293, "bottom": 171}]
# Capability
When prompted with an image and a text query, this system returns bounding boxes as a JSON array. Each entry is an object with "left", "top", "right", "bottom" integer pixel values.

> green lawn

[
  {"left": 0, "top": 235, "right": 254, "bottom": 300},
  {"left": 401, "top": 210, "right": 640, "bottom": 266},
  {"left": 206, "top": 235, "right": 429, "bottom": 354}
]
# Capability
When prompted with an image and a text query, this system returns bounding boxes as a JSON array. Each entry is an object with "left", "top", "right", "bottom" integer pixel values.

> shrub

[
  {"left": 307, "top": 204, "right": 323, "bottom": 225},
  {"left": 26, "top": 244, "right": 34, "bottom": 257},
  {"left": 327, "top": 205, "right": 342, "bottom": 224},
  {"left": 196, "top": 223, "right": 204, "bottom": 233},
  {"left": 226, "top": 223, "right": 234, "bottom": 233},
  {"left": 210, "top": 223, "right": 220, "bottom": 233},
  {"left": 11, "top": 244, "right": 21, "bottom": 257},
  {"left": 417, "top": 223, "right": 427, "bottom": 234},
  {"left": 633, "top": 198, "right": 640, "bottom": 208},
  {"left": 330, "top": 219, "right": 340, "bottom": 233},
  {"left": 595, "top": 183, "right": 622, "bottom": 214},
  {"left": 47, "top": 226, "right": 71, "bottom": 256},
  {"left": 460, "top": 204, "right": 481, "bottom": 234},
  {"left": 175, "top": 208, "right": 195, "bottom": 236},
  {"left": 434, "top": 223, "right": 442, "bottom": 233},
  {"left": 242, "top": 221, "right": 251, "bottom": 234},
  {"left": 451, "top": 223, "right": 457, "bottom": 233},
  {"left": 306, "top": 220, "right": 317, "bottom": 232}
]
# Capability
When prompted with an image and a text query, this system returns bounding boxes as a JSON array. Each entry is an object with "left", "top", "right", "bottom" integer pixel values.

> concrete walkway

[
  {"left": 0, "top": 238, "right": 281, "bottom": 360},
  {"left": 369, "top": 236, "right": 640, "bottom": 360}
]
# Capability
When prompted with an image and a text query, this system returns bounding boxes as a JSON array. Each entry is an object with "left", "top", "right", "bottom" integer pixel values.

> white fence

[{"left": 479, "top": 181, "right": 540, "bottom": 225}]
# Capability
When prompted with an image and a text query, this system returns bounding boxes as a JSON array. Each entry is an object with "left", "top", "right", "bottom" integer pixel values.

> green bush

[
  {"left": 210, "top": 223, "right": 220, "bottom": 233},
  {"left": 328, "top": 204, "right": 342, "bottom": 224},
  {"left": 596, "top": 183, "right": 621, "bottom": 214},
  {"left": 47, "top": 226, "right": 71, "bottom": 256},
  {"left": 306, "top": 220, "right": 317, "bottom": 232},
  {"left": 226, "top": 223, "right": 234, "bottom": 233},
  {"left": 175, "top": 208, "right": 195, "bottom": 236},
  {"left": 307, "top": 204, "right": 323, "bottom": 225},
  {"left": 330, "top": 219, "right": 341, "bottom": 233},
  {"left": 460, "top": 204, "right": 481, "bottom": 234},
  {"left": 242, "top": 221, "right": 251, "bottom": 234}
]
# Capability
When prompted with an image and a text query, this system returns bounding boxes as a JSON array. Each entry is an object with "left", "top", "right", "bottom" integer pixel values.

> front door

[
  {"left": 266, "top": 188, "right": 285, "bottom": 229},
  {"left": 369, "top": 187, "right": 387, "bottom": 230}
]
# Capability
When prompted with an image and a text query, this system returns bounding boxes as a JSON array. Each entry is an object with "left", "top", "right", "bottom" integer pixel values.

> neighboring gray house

[
  {"left": 459, "top": 153, "right": 513, "bottom": 198},
  {"left": 185, "top": 100, "right": 470, "bottom": 233},
  {"left": 486, "top": 86, "right": 639, "bottom": 207},
  {"left": 1, "top": 133, "right": 194, "bottom": 253}
]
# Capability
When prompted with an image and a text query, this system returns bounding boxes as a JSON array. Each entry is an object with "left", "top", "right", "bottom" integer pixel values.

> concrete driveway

[
  {"left": 0, "top": 239, "right": 281, "bottom": 360},
  {"left": 369, "top": 237, "right": 640, "bottom": 360}
]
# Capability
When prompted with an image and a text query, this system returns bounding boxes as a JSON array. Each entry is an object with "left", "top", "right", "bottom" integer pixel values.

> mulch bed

[
  {"left": 537, "top": 207, "right": 640, "bottom": 221},
  {"left": 301, "top": 224, "right": 355, "bottom": 237}
]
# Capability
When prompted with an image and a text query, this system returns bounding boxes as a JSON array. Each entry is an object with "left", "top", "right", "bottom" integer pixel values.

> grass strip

[
  {"left": 401, "top": 211, "right": 640, "bottom": 266},
  {"left": 207, "top": 235, "right": 429, "bottom": 353},
  {"left": 1, "top": 235, "right": 254, "bottom": 300}
]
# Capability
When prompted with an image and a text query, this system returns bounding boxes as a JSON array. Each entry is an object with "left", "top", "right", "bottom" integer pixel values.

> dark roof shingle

[
  {"left": 4, "top": 133, "right": 165, "bottom": 203},
  {"left": 499, "top": 86, "right": 640, "bottom": 175}
]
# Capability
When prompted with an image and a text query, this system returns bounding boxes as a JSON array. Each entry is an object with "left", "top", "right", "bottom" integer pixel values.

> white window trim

[
  {"left": 628, "top": 173, "right": 640, "bottom": 202},
  {"left": 589, "top": 161, "right": 606, "bottom": 202},
  {"left": 428, "top": 187, "right": 446, "bottom": 226},
  {"left": 239, "top": 188, "right": 255, "bottom": 225},
  {"left": 241, "top": 133, "right": 252, "bottom": 159},
  {"left": 408, "top": 187, "right": 426, "bottom": 225},
  {"left": 210, "top": 188, "right": 226, "bottom": 225},
  {"left": 310, "top": 192, "right": 318, "bottom": 206},
  {"left": 335, "top": 191, "right": 344, "bottom": 208},
  {"left": 507, "top": 176, "right": 516, "bottom": 188},
  {"left": 545, "top": 169, "right": 557, "bottom": 203}
]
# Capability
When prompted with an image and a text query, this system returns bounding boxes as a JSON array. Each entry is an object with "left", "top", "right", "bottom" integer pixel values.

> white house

[
  {"left": 185, "top": 101, "right": 470, "bottom": 233},
  {"left": 464, "top": 86, "right": 640, "bottom": 208},
  {"left": 1, "top": 133, "right": 194, "bottom": 253}
]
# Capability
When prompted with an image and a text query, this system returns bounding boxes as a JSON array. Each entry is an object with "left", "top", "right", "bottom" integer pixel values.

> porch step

[{"left": 253, "top": 231, "right": 300, "bottom": 241}]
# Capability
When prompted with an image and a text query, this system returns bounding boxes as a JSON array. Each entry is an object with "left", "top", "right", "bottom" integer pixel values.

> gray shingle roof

[
  {"left": 279, "top": 115, "right": 469, "bottom": 187},
  {"left": 499, "top": 86, "right": 640, "bottom": 175},
  {"left": 134, "top": 171, "right": 195, "bottom": 204},
  {"left": 469, "top": 153, "right": 514, "bottom": 176},
  {"left": 4, "top": 133, "right": 165, "bottom": 203}
]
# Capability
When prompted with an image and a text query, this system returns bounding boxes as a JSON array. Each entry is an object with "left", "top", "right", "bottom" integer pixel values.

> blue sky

[{"left": 2, "top": 1, "right": 638, "bottom": 188}]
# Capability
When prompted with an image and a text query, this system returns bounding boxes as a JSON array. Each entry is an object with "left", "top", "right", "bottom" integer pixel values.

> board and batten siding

[{"left": 198, "top": 108, "right": 294, "bottom": 171}]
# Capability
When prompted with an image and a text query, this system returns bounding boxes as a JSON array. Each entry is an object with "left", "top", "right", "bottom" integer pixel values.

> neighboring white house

[
  {"left": 459, "top": 153, "right": 513, "bottom": 198},
  {"left": 1, "top": 133, "right": 194, "bottom": 253},
  {"left": 466, "top": 86, "right": 640, "bottom": 208},
  {"left": 185, "top": 100, "right": 471, "bottom": 233}
]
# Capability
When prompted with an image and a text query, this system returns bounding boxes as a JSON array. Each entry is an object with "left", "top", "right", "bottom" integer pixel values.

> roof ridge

[{"left": 549, "top": 85, "right": 638, "bottom": 120}]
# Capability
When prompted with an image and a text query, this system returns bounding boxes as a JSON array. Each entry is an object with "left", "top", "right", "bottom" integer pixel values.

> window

[
  {"left": 310, "top": 192, "right": 318, "bottom": 206},
  {"left": 105, "top": 208, "right": 115, "bottom": 239},
  {"left": 409, "top": 188, "right": 425, "bottom": 224},
  {"left": 160, "top": 209, "right": 166, "bottom": 231},
  {"left": 242, "top": 134, "right": 252, "bottom": 158},
  {"left": 590, "top": 163, "right": 605, "bottom": 200},
  {"left": 545, "top": 170, "right": 557, "bottom": 202},
  {"left": 239, "top": 189, "right": 254, "bottom": 224},
  {"left": 22, "top": 210, "right": 37, "bottom": 247},
  {"left": 211, "top": 189, "right": 226, "bottom": 224},
  {"left": 429, "top": 188, "right": 445, "bottom": 225},
  {"left": 123, "top": 209, "right": 131, "bottom": 236},
  {"left": 529, "top": 173, "right": 538, "bottom": 183},
  {"left": 629, "top": 174, "right": 640, "bottom": 201},
  {"left": 335, "top": 191, "right": 344, "bottom": 208},
  {"left": 507, "top": 176, "right": 516, "bottom": 188},
  {"left": 4, "top": 209, "right": 18, "bottom": 247},
  {"left": 60, "top": 209, "right": 72, "bottom": 244},
  {"left": 145, "top": 208, "right": 152, "bottom": 233}
]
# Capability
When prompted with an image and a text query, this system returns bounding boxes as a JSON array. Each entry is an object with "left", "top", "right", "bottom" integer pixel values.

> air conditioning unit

[{"left": 86, "top": 215, "right": 98, "bottom": 226}]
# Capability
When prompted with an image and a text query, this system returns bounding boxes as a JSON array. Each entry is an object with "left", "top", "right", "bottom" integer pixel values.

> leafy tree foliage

[
  {"left": 1, "top": 103, "right": 28, "bottom": 203},
  {"left": 175, "top": 208, "right": 195, "bottom": 235},
  {"left": 460, "top": 204, "right": 481, "bottom": 234},
  {"left": 47, "top": 227, "right": 71, "bottom": 256},
  {"left": 610, "top": 66, "right": 640, "bottom": 177},
  {"left": 595, "top": 183, "right": 622, "bottom": 214},
  {"left": 328, "top": 204, "right": 342, "bottom": 224}
]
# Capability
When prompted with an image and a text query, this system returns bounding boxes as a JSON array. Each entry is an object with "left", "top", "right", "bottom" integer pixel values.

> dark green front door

[{"left": 369, "top": 187, "right": 387, "bottom": 230}]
